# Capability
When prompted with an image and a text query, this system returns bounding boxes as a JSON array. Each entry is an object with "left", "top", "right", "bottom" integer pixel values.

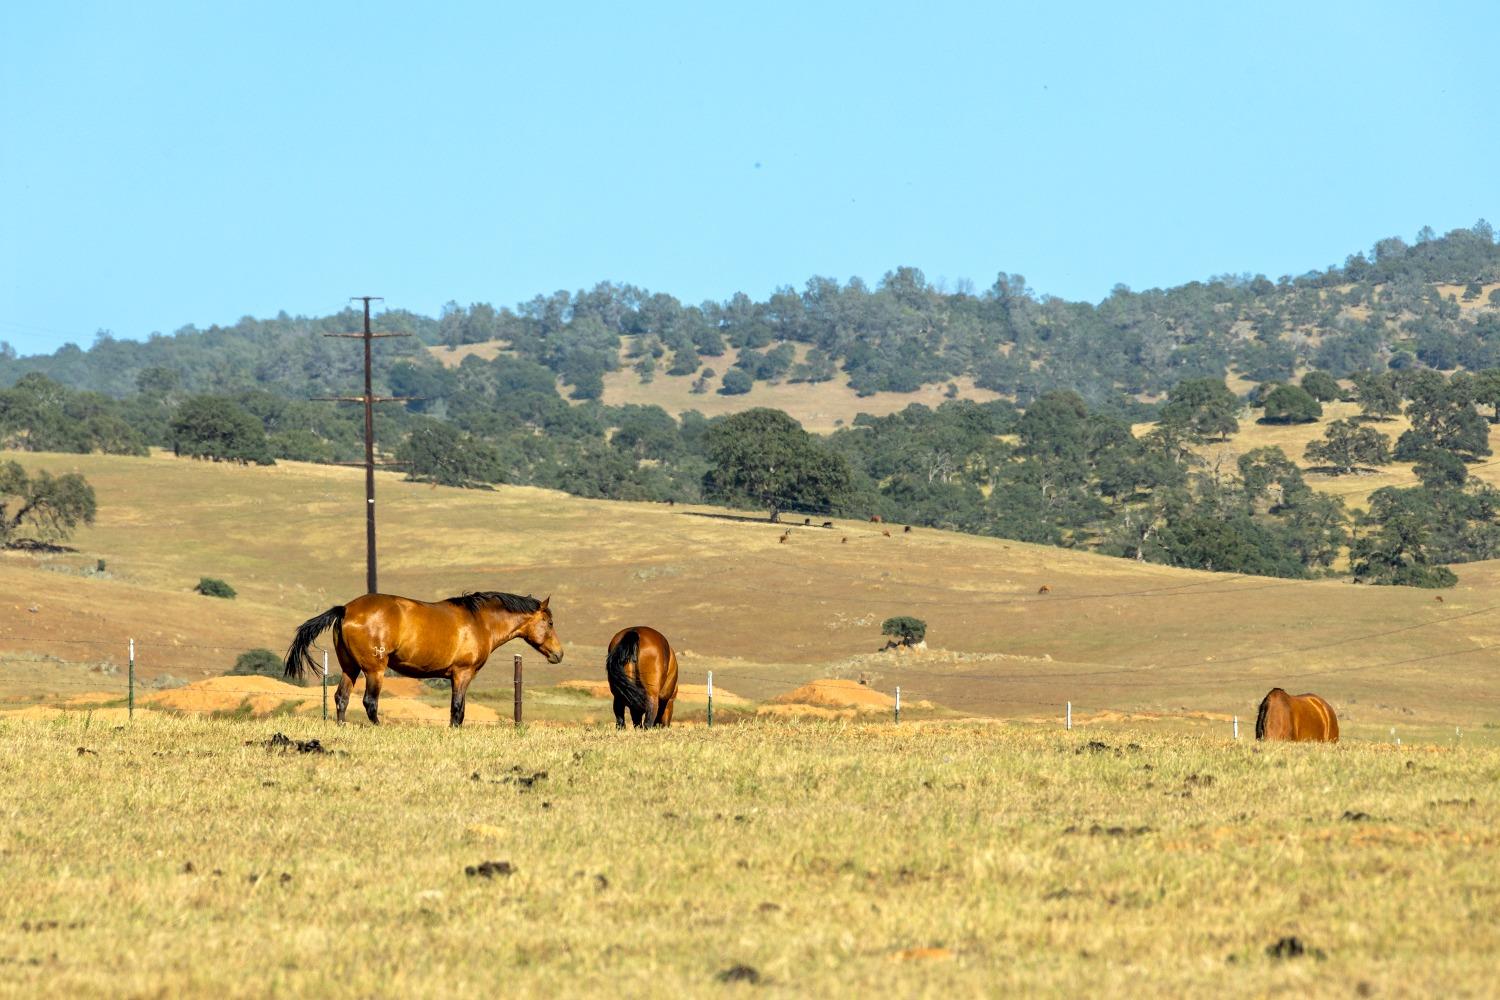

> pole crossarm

[
  {"left": 311, "top": 395, "right": 423, "bottom": 403},
  {"left": 323, "top": 332, "right": 412, "bottom": 339}
]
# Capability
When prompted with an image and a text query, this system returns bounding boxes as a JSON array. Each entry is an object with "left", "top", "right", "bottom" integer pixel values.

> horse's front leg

[{"left": 451, "top": 666, "right": 476, "bottom": 728}]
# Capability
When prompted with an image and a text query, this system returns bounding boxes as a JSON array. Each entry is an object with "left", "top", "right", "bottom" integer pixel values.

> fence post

[
  {"left": 513, "top": 653, "right": 523, "bottom": 728},
  {"left": 706, "top": 671, "right": 714, "bottom": 728},
  {"left": 894, "top": 686, "right": 901, "bottom": 724},
  {"left": 322, "top": 650, "right": 329, "bottom": 722},
  {"left": 1065, "top": 701, "right": 1071, "bottom": 731},
  {"left": 128, "top": 638, "right": 135, "bottom": 721},
  {"left": 1233, "top": 715, "right": 1239, "bottom": 740}
]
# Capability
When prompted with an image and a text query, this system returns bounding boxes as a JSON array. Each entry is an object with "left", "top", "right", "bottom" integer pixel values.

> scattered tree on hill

[
  {"left": 170, "top": 396, "right": 274, "bottom": 465},
  {"left": 1260, "top": 384, "right": 1323, "bottom": 424},
  {"left": 1395, "top": 371, "right": 1491, "bottom": 461},
  {"left": 0, "top": 461, "right": 97, "bottom": 547},
  {"left": 1159, "top": 378, "right": 1239, "bottom": 442},
  {"left": 398, "top": 420, "right": 502, "bottom": 488},
  {"left": 1300, "top": 370, "right": 1343, "bottom": 402},
  {"left": 1351, "top": 371, "right": 1402, "bottom": 421},
  {"left": 702, "top": 408, "right": 853, "bottom": 522},
  {"left": 881, "top": 616, "right": 927, "bottom": 647},
  {"left": 1304, "top": 419, "right": 1392, "bottom": 474},
  {"left": 718, "top": 368, "right": 753, "bottom": 395}
]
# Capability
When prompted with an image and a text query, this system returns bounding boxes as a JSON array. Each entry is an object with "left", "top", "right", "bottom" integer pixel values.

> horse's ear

[{"left": 538, "top": 596, "right": 550, "bottom": 612}]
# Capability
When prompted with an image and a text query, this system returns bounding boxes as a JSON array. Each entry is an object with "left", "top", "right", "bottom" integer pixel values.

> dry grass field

[
  {"left": 3, "top": 448, "right": 1500, "bottom": 735},
  {"left": 1, "top": 716, "right": 1496, "bottom": 997}
]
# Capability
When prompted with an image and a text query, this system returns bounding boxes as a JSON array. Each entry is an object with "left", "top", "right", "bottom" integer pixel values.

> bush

[
  {"left": 881, "top": 616, "right": 927, "bottom": 647},
  {"left": 718, "top": 368, "right": 753, "bottom": 395},
  {"left": 229, "top": 648, "right": 283, "bottom": 677},
  {"left": 195, "top": 576, "right": 236, "bottom": 599}
]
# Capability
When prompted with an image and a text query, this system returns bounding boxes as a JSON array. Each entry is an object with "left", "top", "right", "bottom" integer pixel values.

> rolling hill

[{"left": 3, "top": 449, "right": 1497, "bottom": 734}]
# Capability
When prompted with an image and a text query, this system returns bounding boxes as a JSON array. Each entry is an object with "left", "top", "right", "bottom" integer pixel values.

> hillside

[{"left": 2, "top": 450, "right": 1497, "bottom": 732}]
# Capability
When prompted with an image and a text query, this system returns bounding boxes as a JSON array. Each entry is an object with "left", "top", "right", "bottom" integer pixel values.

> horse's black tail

[
  {"left": 1254, "top": 689, "right": 1276, "bottom": 740},
  {"left": 284, "top": 606, "right": 346, "bottom": 682},
  {"left": 606, "top": 629, "right": 648, "bottom": 714}
]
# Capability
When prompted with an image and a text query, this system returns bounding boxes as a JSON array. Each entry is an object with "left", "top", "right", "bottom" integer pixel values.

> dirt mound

[
  {"left": 346, "top": 675, "right": 427, "bottom": 698},
  {"left": 144, "top": 675, "right": 317, "bottom": 715},
  {"left": 771, "top": 678, "right": 895, "bottom": 711},
  {"left": 559, "top": 679, "right": 612, "bottom": 699},
  {"left": 63, "top": 692, "right": 122, "bottom": 707}
]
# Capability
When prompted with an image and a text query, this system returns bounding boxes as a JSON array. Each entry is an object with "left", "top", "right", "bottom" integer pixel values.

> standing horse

[
  {"left": 1255, "top": 688, "right": 1339, "bottom": 742},
  {"left": 284, "top": 592, "right": 563, "bottom": 727},
  {"left": 605, "top": 626, "right": 678, "bottom": 728}
]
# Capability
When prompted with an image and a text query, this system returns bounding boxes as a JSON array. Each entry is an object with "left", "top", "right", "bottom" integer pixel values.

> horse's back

[{"left": 341, "top": 594, "right": 478, "bottom": 672}]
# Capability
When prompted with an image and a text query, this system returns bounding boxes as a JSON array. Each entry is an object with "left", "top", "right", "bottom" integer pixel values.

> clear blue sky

[{"left": 3, "top": 1, "right": 1497, "bottom": 355}]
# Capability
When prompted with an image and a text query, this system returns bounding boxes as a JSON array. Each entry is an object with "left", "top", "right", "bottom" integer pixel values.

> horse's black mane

[{"left": 445, "top": 591, "right": 541, "bottom": 615}]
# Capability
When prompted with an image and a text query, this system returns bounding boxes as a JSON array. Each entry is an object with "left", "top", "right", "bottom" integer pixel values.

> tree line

[{"left": 5, "top": 359, "right": 1499, "bottom": 587}]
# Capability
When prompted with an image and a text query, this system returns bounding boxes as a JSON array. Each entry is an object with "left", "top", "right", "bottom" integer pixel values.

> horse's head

[{"left": 521, "top": 596, "right": 564, "bottom": 664}]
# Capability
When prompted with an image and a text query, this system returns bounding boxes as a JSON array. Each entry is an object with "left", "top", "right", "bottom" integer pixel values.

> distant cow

[
  {"left": 882, "top": 529, "right": 891, "bottom": 537},
  {"left": 1037, "top": 584, "right": 1051, "bottom": 594},
  {"left": 821, "top": 521, "right": 834, "bottom": 529},
  {"left": 903, "top": 525, "right": 911, "bottom": 534},
  {"left": 870, "top": 515, "right": 883, "bottom": 523}
]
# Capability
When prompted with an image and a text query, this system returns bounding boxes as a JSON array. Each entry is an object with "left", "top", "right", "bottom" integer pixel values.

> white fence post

[{"left": 1065, "top": 701, "right": 1072, "bottom": 731}]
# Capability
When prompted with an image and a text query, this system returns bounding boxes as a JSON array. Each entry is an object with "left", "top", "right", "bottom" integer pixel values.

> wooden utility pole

[{"left": 317, "top": 297, "right": 416, "bottom": 595}]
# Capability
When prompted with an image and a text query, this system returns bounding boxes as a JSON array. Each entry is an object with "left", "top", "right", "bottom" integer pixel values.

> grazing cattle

[
  {"left": 903, "top": 525, "right": 911, "bottom": 534},
  {"left": 803, "top": 517, "right": 811, "bottom": 526},
  {"left": 882, "top": 529, "right": 891, "bottom": 537},
  {"left": 284, "top": 591, "right": 563, "bottom": 727},
  {"left": 1435, "top": 595, "right": 1444, "bottom": 602},
  {"left": 822, "top": 521, "right": 834, "bottom": 529},
  {"left": 1255, "top": 688, "right": 1339, "bottom": 742},
  {"left": 870, "top": 514, "right": 883, "bottom": 523},
  {"left": 841, "top": 537, "right": 847, "bottom": 544},
  {"left": 606, "top": 626, "right": 679, "bottom": 728},
  {"left": 1037, "top": 584, "right": 1051, "bottom": 594}
]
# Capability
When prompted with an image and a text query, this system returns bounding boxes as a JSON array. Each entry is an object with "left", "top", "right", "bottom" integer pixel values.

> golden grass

[
  {"left": 1, "top": 715, "right": 1496, "bottom": 996},
  {"left": 4, "top": 449, "right": 1500, "bottom": 733}
]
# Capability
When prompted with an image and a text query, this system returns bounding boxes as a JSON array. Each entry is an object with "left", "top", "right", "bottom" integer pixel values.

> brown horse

[
  {"left": 605, "top": 626, "right": 678, "bottom": 729},
  {"left": 284, "top": 591, "right": 563, "bottom": 726},
  {"left": 1255, "top": 688, "right": 1339, "bottom": 742}
]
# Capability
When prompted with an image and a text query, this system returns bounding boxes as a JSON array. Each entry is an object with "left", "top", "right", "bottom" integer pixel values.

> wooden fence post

[
  {"left": 513, "top": 653, "right": 523, "bottom": 728},
  {"left": 706, "top": 670, "right": 714, "bottom": 728}
]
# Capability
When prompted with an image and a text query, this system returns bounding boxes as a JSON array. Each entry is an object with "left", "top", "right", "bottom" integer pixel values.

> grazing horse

[
  {"left": 605, "top": 626, "right": 679, "bottom": 729},
  {"left": 284, "top": 592, "right": 563, "bottom": 726},
  {"left": 1255, "top": 688, "right": 1339, "bottom": 742}
]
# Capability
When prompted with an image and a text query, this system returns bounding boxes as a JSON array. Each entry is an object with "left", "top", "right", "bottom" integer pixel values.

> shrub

[
  {"left": 881, "top": 616, "right": 927, "bottom": 646},
  {"left": 195, "top": 577, "right": 236, "bottom": 599},
  {"left": 229, "top": 648, "right": 283, "bottom": 677}
]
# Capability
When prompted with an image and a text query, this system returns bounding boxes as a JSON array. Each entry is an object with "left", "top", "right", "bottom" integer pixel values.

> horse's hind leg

[
  {"left": 334, "top": 647, "right": 359, "bottom": 724},
  {"left": 658, "top": 699, "right": 674, "bottom": 728},
  {"left": 642, "top": 695, "right": 660, "bottom": 729},
  {"left": 613, "top": 697, "right": 627, "bottom": 730},
  {"left": 362, "top": 670, "right": 384, "bottom": 725},
  {"left": 628, "top": 705, "right": 644, "bottom": 728}
]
